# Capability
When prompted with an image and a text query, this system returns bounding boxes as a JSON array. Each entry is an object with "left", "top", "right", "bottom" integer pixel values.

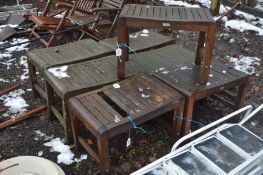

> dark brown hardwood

[
  {"left": 69, "top": 74, "right": 184, "bottom": 173},
  {"left": 117, "top": 4, "right": 217, "bottom": 83}
]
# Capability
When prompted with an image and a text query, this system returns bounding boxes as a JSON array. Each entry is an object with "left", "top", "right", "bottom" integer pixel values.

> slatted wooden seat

[
  {"left": 44, "top": 45, "right": 249, "bottom": 143},
  {"left": 27, "top": 30, "right": 175, "bottom": 100},
  {"left": 69, "top": 74, "right": 184, "bottom": 172},
  {"left": 117, "top": 4, "right": 217, "bottom": 83},
  {"left": 67, "top": 0, "right": 126, "bottom": 40}
]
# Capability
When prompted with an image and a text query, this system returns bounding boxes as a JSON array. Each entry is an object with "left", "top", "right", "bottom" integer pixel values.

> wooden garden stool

[
  {"left": 153, "top": 60, "right": 249, "bottom": 136},
  {"left": 68, "top": 74, "right": 184, "bottom": 173},
  {"left": 27, "top": 30, "right": 174, "bottom": 100},
  {"left": 117, "top": 4, "right": 217, "bottom": 83}
]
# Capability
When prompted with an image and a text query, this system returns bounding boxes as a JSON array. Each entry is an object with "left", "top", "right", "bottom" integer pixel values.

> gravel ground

[{"left": 0, "top": 0, "right": 263, "bottom": 174}]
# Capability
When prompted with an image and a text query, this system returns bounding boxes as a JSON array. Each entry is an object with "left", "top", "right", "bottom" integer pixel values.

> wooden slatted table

[
  {"left": 44, "top": 45, "right": 248, "bottom": 143},
  {"left": 117, "top": 4, "right": 217, "bottom": 83},
  {"left": 69, "top": 74, "right": 184, "bottom": 172},
  {"left": 27, "top": 30, "right": 174, "bottom": 100}
]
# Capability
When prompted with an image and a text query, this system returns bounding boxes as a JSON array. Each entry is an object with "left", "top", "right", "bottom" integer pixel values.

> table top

[
  {"left": 72, "top": 74, "right": 184, "bottom": 135},
  {"left": 119, "top": 4, "right": 214, "bottom": 24}
]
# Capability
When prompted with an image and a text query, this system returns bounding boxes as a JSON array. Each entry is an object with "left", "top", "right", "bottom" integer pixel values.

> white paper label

[{"left": 116, "top": 48, "right": 122, "bottom": 56}]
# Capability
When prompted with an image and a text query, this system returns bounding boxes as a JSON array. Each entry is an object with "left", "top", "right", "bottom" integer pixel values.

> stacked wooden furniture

[
  {"left": 69, "top": 74, "right": 185, "bottom": 172},
  {"left": 27, "top": 30, "right": 174, "bottom": 100},
  {"left": 44, "top": 44, "right": 249, "bottom": 143},
  {"left": 27, "top": 31, "right": 175, "bottom": 143},
  {"left": 116, "top": 4, "right": 249, "bottom": 136}
]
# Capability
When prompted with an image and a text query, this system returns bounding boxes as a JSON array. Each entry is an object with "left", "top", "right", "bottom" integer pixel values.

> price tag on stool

[{"left": 116, "top": 48, "right": 122, "bottom": 56}]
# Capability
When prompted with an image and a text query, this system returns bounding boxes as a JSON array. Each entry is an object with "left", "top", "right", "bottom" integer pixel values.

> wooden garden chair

[
  {"left": 67, "top": 0, "right": 127, "bottom": 41},
  {"left": 28, "top": 0, "right": 97, "bottom": 47}
]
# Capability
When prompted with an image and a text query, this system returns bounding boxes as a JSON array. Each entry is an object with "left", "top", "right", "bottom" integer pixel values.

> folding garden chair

[
  {"left": 67, "top": 0, "right": 127, "bottom": 41},
  {"left": 28, "top": 0, "right": 97, "bottom": 47}
]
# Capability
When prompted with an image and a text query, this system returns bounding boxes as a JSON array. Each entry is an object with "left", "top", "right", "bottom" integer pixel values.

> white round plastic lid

[{"left": 0, "top": 156, "right": 65, "bottom": 175}]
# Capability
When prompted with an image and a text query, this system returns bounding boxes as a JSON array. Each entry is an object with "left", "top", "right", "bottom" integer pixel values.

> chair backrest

[
  {"left": 75, "top": 0, "right": 97, "bottom": 15},
  {"left": 100, "top": 0, "right": 125, "bottom": 9}
]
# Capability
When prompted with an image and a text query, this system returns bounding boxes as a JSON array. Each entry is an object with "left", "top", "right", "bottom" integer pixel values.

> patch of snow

[
  {"left": 38, "top": 151, "right": 43, "bottom": 156},
  {"left": 138, "top": 88, "right": 143, "bottom": 92},
  {"left": 222, "top": 70, "right": 227, "bottom": 74},
  {"left": 35, "top": 130, "right": 46, "bottom": 137},
  {"left": 0, "top": 58, "right": 16, "bottom": 69},
  {"left": 255, "top": 0, "right": 263, "bottom": 11},
  {"left": 44, "top": 138, "right": 88, "bottom": 165},
  {"left": 0, "top": 89, "right": 29, "bottom": 115},
  {"left": 159, "top": 67, "right": 166, "bottom": 71},
  {"left": 180, "top": 66, "right": 192, "bottom": 70},
  {"left": 142, "top": 29, "right": 149, "bottom": 34},
  {"left": 35, "top": 130, "right": 54, "bottom": 141},
  {"left": 74, "top": 154, "right": 88, "bottom": 163},
  {"left": 0, "top": 52, "right": 12, "bottom": 59},
  {"left": 5, "top": 38, "right": 29, "bottom": 52},
  {"left": 129, "top": 33, "right": 139, "bottom": 39},
  {"left": 0, "top": 24, "right": 18, "bottom": 29},
  {"left": 114, "top": 115, "right": 121, "bottom": 123},
  {"left": 140, "top": 33, "right": 149, "bottom": 37},
  {"left": 142, "top": 93, "right": 150, "bottom": 98},
  {"left": 44, "top": 138, "right": 75, "bottom": 165},
  {"left": 0, "top": 78, "right": 10, "bottom": 83},
  {"left": 206, "top": 82, "right": 211, "bottom": 86},
  {"left": 161, "top": 0, "right": 199, "bottom": 7},
  {"left": 19, "top": 56, "right": 29, "bottom": 80},
  {"left": 48, "top": 66, "right": 69, "bottom": 79},
  {"left": 209, "top": 74, "right": 213, "bottom": 77},
  {"left": 228, "top": 55, "right": 261, "bottom": 74},
  {"left": 162, "top": 70, "right": 169, "bottom": 74},
  {"left": 229, "top": 38, "right": 235, "bottom": 43},
  {"left": 225, "top": 20, "right": 263, "bottom": 36},
  {"left": 113, "top": 83, "right": 120, "bottom": 89}
]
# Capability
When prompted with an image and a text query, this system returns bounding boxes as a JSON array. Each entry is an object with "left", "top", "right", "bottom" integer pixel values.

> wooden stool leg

[
  {"left": 71, "top": 112, "right": 81, "bottom": 151},
  {"left": 182, "top": 96, "right": 195, "bottom": 136},
  {"left": 98, "top": 134, "right": 109, "bottom": 174},
  {"left": 236, "top": 78, "right": 249, "bottom": 109},
  {"left": 195, "top": 32, "right": 206, "bottom": 65},
  {"left": 62, "top": 100, "right": 73, "bottom": 144},
  {"left": 45, "top": 81, "right": 56, "bottom": 121},
  {"left": 173, "top": 101, "right": 185, "bottom": 138},
  {"left": 200, "top": 24, "right": 217, "bottom": 83},
  {"left": 28, "top": 61, "right": 38, "bottom": 97}
]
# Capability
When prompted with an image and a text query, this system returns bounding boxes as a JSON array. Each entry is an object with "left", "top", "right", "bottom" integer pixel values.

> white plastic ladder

[{"left": 131, "top": 104, "right": 263, "bottom": 175}]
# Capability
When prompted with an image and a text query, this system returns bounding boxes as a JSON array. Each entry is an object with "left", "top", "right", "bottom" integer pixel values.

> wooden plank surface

[
  {"left": 28, "top": 39, "right": 113, "bottom": 71},
  {"left": 45, "top": 45, "right": 247, "bottom": 99},
  {"left": 28, "top": 30, "right": 174, "bottom": 71},
  {"left": 119, "top": 4, "right": 215, "bottom": 23},
  {"left": 100, "top": 30, "right": 175, "bottom": 53}
]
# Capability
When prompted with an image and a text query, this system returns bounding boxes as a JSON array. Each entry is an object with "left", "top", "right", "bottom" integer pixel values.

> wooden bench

[
  {"left": 69, "top": 74, "right": 184, "bottom": 173},
  {"left": 27, "top": 30, "right": 175, "bottom": 99},
  {"left": 44, "top": 45, "right": 249, "bottom": 143},
  {"left": 117, "top": 4, "right": 217, "bottom": 83}
]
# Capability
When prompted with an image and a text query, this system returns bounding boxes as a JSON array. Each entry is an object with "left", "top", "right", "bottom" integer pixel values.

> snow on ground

[
  {"left": 34, "top": 130, "right": 88, "bottom": 165},
  {"left": 159, "top": 0, "right": 199, "bottom": 7},
  {"left": 19, "top": 56, "right": 29, "bottom": 80},
  {"left": 255, "top": 0, "right": 263, "bottom": 11},
  {"left": 160, "top": 0, "right": 263, "bottom": 35},
  {"left": 228, "top": 55, "right": 261, "bottom": 74},
  {"left": 225, "top": 20, "right": 263, "bottom": 35},
  {"left": 48, "top": 66, "right": 69, "bottom": 79},
  {"left": 0, "top": 89, "right": 29, "bottom": 116},
  {"left": 44, "top": 137, "right": 87, "bottom": 165}
]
